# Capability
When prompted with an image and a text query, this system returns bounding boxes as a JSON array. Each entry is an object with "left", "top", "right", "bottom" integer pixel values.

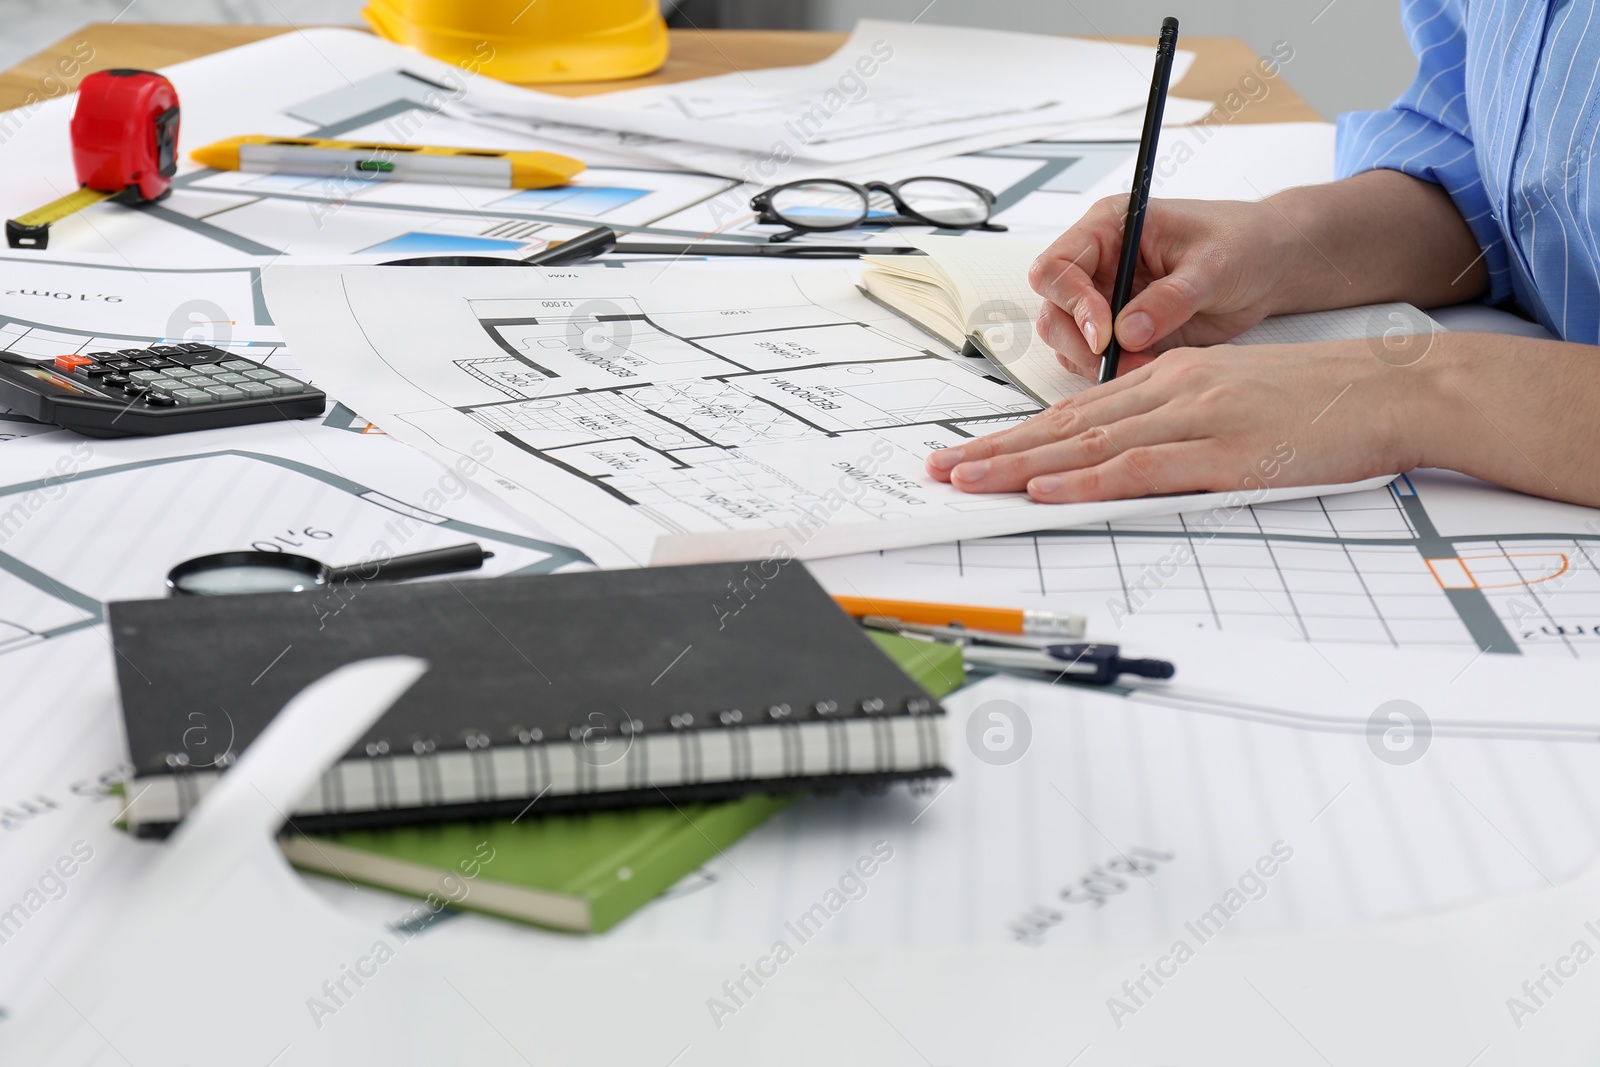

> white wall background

[
  {"left": 0, "top": 0, "right": 1419, "bottom": 120},
  {"left": 810, "top": 0, "right": 1419, "bottom": 119}
]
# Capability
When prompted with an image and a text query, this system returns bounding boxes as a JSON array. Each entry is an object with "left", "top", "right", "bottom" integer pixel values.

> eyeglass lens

[
  {"left": 767, "top": 181, "right": 869, "bottom": 229},
  {"left": 894, "top": 178, "right": 991, "bottom": 226},
  {"left": 766, "top": 178, "right": 991, "bottom": 230}
]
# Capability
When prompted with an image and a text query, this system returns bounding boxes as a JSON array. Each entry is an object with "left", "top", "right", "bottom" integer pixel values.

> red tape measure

[{"left": 6, "top": 69, "right": 181, "bottom": 250}]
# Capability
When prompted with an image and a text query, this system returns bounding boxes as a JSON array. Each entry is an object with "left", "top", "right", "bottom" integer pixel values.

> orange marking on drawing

[
  {"left": 1458, "top": 552, "right": 1570, "bottom": 589},
  {"left": 1425, "top": 558, "right": 1478, "bottom": 589}
]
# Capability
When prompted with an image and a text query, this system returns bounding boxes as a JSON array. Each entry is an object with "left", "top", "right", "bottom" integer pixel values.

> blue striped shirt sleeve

[{"left": 1334, "top": 0, "right": 1511, "bottom": 302}]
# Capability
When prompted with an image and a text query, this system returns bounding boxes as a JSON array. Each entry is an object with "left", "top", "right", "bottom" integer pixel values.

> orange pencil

[{"left": 832, "top": 596, "right": 1084, "bottom": 638}]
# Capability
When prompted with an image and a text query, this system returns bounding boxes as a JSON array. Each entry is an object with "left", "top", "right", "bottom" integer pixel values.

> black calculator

[{"left": 0, "top": 343, "right": 325, "bottom": 438}]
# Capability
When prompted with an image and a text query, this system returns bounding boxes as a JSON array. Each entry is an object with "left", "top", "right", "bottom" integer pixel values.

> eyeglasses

[{"left": 750, "top": 178, "right": 1007, "bottom": 243}]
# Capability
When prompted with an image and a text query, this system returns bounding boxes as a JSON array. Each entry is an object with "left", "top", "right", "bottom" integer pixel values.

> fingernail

[
  {"left": 1031, "top": 475, "right": 1062, "bottom": 496},
  {"left": 1121, "top": 311, "right": 1154, "bottom": 348},
  {"left": 954, "top": 459, "right": 990, "bottom": 481},
  {"left": 928, "top": 448, "right": 963, "bottom": 470},
  {"left": 1082, "top": 319, "right": 1099, "bottom": 353}
]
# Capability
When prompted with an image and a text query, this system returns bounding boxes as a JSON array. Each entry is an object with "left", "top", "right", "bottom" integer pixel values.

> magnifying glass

[{"left": 166, "top": 543, "right": 494, "bottom": 597}]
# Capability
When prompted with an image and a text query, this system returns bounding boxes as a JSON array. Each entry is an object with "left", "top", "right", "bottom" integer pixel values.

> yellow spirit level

[{"left": 190, "top": 134, "right": 584, "bottom": 189}]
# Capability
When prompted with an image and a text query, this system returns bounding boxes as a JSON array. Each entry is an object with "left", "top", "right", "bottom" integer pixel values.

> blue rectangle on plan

[
  {"left": 359, "top": 232, "right": 527, "bottom": 256},
  {"left": 503, "top": 186, "right": 650, "bottom": 216}
]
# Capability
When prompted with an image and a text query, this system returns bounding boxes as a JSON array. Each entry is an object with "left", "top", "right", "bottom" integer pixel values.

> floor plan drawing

[{"left": 266, "top": 265, "right": 1390, "bottom": 567}]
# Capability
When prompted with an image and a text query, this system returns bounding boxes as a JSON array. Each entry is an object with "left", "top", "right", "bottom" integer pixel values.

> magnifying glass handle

[{"left": 329, "top": 543, "right": 495, "bottom": 585}]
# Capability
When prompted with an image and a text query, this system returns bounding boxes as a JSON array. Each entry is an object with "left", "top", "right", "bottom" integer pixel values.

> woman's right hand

[{"left": 1028, "top": 195, "right": 1293, "bottom": 378}]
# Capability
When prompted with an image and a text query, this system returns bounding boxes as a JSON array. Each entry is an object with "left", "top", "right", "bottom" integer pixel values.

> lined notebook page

[
  {"left": 858, "top": 260, "right": 969, "bottom": 349},
  {"left": 970, "top": 324, "right": 1095, "bottom": 404},
  {"left": 905, "top": 236, "right": 1094, "bottom": 405}
]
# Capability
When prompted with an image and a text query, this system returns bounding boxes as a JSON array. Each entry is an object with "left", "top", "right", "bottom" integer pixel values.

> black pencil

[{"left": 1098, "top": 17, "right": 1180, "bottom": 385}]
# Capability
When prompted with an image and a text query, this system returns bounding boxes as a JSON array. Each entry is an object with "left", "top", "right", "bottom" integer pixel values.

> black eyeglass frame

[{"left": 749, "top": 177, "right": 1008, "bottom": 242}]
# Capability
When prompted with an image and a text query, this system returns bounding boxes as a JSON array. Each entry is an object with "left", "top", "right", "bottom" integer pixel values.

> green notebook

[
  {"left": 282, "top": 797, "right": 790, "bottom": 933},
  {"left": 283, "top": 632, "right": 963, "bottom": 933},
  {"left": 868, "top": 628, "right": 965, "bottom": 697}
]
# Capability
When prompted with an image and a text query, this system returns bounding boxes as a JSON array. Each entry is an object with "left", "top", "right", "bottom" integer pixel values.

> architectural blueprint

[
  {"left": 458, "top": 20, "right": 1190, "bottom": 164},
  {"left": 0, "top": 254, "right": 291, "bottom": 368},
  {"left": 0, "top": 418, "right": 592, "bottom": 1016},
  {"left": 0, "top": 32, "right": 735, "bottom": 265},
  {"left": 0, "top": 422, "right": 586, "bottom": 656},
  {"left": 288, "top": 633, "right": 1600, "bottom": 958},
  {"left": 13, "top": 643, "right": 1600, "bottom": 1063},
  {"left": 811, "top": 470, "right": 1600, "bottom": 659},
  {"left": 0, "top": 30, "right": 1232, "bottom": 265},
  {"left": 263, "top": 264, "right": 1389, "bottom": 566},
  {"left": 470, "top": 97, "right": 1217, "bottom": 187},
  {"left": 0, "top": 256, "right": 588, "bottom": 659}
]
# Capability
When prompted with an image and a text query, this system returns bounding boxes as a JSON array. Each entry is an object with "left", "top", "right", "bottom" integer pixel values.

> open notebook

[{"left": 861, "top": 236, "right": 1443, "bottom": 405}]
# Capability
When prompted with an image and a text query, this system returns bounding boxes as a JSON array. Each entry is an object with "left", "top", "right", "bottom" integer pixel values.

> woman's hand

[
  {"left": 1029, "top": 196, "right": 1292, "bottom": 379},
  {"left": 1030, "top": 195, "right": 1292, "bottom": 379},
  {"left": 1032, "top": 171, "right": 1495, "bottom": 380},
  {"left": 926, "top": 340, "right": 1417, "bottom": 503}
]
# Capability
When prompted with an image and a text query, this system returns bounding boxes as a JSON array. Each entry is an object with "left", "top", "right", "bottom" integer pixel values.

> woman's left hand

[{"left": 925, "top": 340, "right": 1419, "bottom": 502}]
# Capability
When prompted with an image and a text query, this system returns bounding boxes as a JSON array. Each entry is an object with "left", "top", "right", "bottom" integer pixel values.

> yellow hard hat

[{"left": 364, "top": 0, "right": 669, "bottom": 83}]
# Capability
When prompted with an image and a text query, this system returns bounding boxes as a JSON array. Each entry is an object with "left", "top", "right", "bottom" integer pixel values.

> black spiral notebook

[{"left": 108, "top": 561, "right": 950, "bottom": 837}]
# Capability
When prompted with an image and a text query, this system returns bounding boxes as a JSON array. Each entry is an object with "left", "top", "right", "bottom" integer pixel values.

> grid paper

[{"left": 1232, "top": 303, "right": 1445, "bottom": 346}]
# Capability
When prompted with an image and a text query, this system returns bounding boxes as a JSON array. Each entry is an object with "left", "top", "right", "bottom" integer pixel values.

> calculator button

[
  {"left": 203, "top": 385, "right": 245, "bottom": 401},
  {"left": 241, "top": 368, "right": 277, "bottom": 381},
  {"left": 85, "top": 351, "right": 116, "bottom": 360},
  {"left": 150, "top": 375, "right": 189, "bottom": 390},
  {"left": 177, "top": 343, "right": 218, "bottom": 353},
  {"left": 147, "top": 345, "right": 183, "bottom": 357},
  {"left": 144, "top": 391, "right": 178, "bottom": 407},
  {"left": 115, "top": 349, "right": 145, "bottom": 358},
  {"left": 237, "top": 382, "right": 274, "bottom": 399},
  {"left": 166, "top": 367, "right": 202, "bottom": 380},
  {"left": 137, "top": 357, "right": 176, "bottom": 369},
  {"left": 129, "top": 369, "right": 164, "bottom": 383},
  {"left": 172, "top": 388, "right": 211, "bottom": 404},
  {"left": 211, "top": 372, "right": 248, "bottom": 384},
  {"left": 220, "top": 360, "right": 256, "bottom": 371},
  {"left": 54, "top": 354, "right": 92, "bottom": 371},
  {"left": 264, "top": 378, "right": 305, "bottom": 395},
  {"left": 80, "top": 365, "right": 114, "bottom": 379},
  {"left": 102, "top": 372, "right": 131, "bottom": 387},
  {"left": 191, "top": 364, "right": 228, "bottom": 376},
  {"left": 123, "top": 381, "right": 153, "bottom": 396},
  {"left": 169, "top": 351, "right": 221, "bottom": 367},
  {"left": 103, "top": 358, "right": 140, "bottom": 371}
]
